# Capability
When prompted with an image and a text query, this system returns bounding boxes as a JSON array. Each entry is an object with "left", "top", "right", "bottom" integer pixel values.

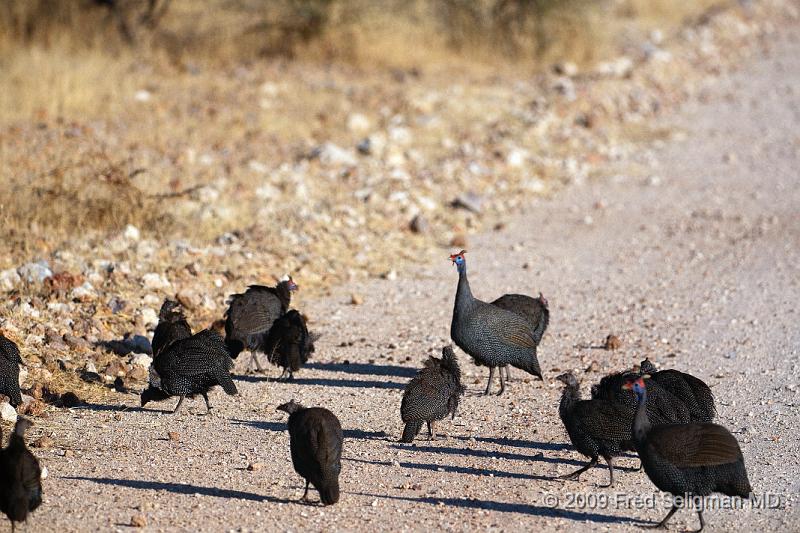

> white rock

[
  {"left": 17, "top": 261, "right": 53, "bottom": 284},
  {"left": 134, "top": 89, "right": 152, "bottom": 102},
  {"left": 123, "top": 224, "right": 141, "bottom": 241},
  {"left": 506, "top": 148, "right": 528, "bottom": 168},
  {"left": 347, "top": 113, "right": 371, "bottom": 133},
  {"left": 248, "top": 160, "right": 269, "bottom": 174},
  {"left": 0, "top": 268, "right": 20, "bottom": 291},
  {"left": 70, "top": 282, "right": 96, "bottom": 300},
  {"left": 40, "top": 466, "right": 48, "bottom": 480},
  {"left": 317, "top": 143, "right": 357, "bottom": 166},
  {"left": 137, "top": 307, "right": 159, "bottom": 328},
  {"left": 0, "top": 402, "right": 17, "bottom": 423},
  {"left": 131, "top": 353, "right": 153, "bottom": 369},
  {"left": 142, "top": 273, "right": 171, "bottom": 290},
  {"left": 255, "top": 183, "right": 281, "bottom": 200}
]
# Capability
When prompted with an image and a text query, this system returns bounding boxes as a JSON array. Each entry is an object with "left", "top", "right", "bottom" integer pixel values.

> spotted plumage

[
  {"left": 264, "top": 310, "right": 316, "bottom": 380},
  {"left": 151, "top": 299, "right": 192, "bottom": 358},
  {"left": 0, "top": 334, "right": 22, "bottom": 408},
  {"left": 0, "top": 418, "right": 43, "bottom": 532},
  {"left": 400, "top": 346, "right": 465, "bottom": 443},
  {"left": 640, "top": 358, "right": 716, "bottom": 422},
  {"left": 141, "top": 329, "right": 237, "bottom": 413}
]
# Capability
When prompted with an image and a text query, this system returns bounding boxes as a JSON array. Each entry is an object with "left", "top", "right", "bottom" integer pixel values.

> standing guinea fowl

[
  {"left": 591, "top": 370, "right": 692, "bottom": 427},
  {"left": 400, "top": 345, "right": 465, "bottom": 443},
  {"left": 0, "top": 418, "right": 43, "bottom": 532},
  {"left": 263, "top": 310, "right": 317, "bottom": 380},
  {"left": 555, "top": 372, "right": 634, "bottom": 487},
  {"left": 277, "top": 400, "right": 343, "bottom": 505},
  {"left": 623, "top": 377, "right": 751, "bottom": 531},
  {"left": 151, "top": 299, "right": 192, "bottom": 358},
  {"left": 640, "top": 358, "right": 716, "bottom": 422},
  {"left": 448, "top": 250, "right": 543, "bottom": 395},
  {"left": 141, "top": 329, "right": 237, "bottom": 413},
  {"left": 224, "top": 277, "right": 298, "bottom": 372},
  {"left": 489, "top": 291, "right": 549, "bottom": 383},
  {"left": 0, "top": 333, "right": 22, "bottom": 407}
]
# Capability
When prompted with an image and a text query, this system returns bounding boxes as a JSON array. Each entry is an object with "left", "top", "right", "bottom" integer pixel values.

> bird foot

[{"left": 556, "top": 472, "right": 582, "bottom": 482}]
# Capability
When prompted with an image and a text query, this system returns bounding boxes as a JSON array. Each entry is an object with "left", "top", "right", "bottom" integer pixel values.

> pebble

[
  {"left": 142, "top": 273, "right": 171, "bottom": 290},
  {"left": 451, "top": 192, "right": 483, "bottom": 214},
  {"left": 0, "top": 268, "right": 21, "bottom": 291},
  {"left": 130, "top": 514, "right": 148, "bottom": 528},
  {"left": 247, "top": 462, "right": 264, "bottom": 471},
  {"left": 130, "top": 353, "right": 153, "bottom": 369},
  {"left": 0, "top": 402, "right": 17, "bottom": 423},
  {"left": 32, "top": 436, "right": 55, "bottom": 449},
  {"left": 409, "top": 214, "right": 429, "bottom": 234},
  {"left": 604, "top": 334, "right": 622, "bottom": 350},
  {"left": 168, "top": 431, "right": 180, "bottom": 442},
  {"left": 18, "top": 260, "right": 53, "bottom": 284},
  {"left": 350, "top": 293, "right": 363, "bottom": 305}
]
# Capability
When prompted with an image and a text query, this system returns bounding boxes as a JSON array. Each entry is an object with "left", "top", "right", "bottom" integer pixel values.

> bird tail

[
  {"left": 217, "top": 371, "right": 238, "bottom": 396},
  {"left": 513, "top": 348, "right": 543, "bottom": 380},
  {"left": 401, "top": 420, "right": 423, "bottom": 443},
  {"left": 532, "top": 305, "right": 549, "bottom": 344},
  {"left": 318, "top": 479, "right": 340, "bottom": 505}
]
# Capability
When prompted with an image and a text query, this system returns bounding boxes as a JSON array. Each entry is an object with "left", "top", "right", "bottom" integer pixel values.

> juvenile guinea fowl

[
  {"left": 448, "top": 250, "right": 543, "bottom": 396},
  {"left": 0, "top": 334, "right": 22, "bottom": 407},
  {"left": 141, "top": 329, "right": 237, "bottom": 413},
  {"left": 224, "top": 277, "right": 298, "bottom": 372},
  {"left": 0, "top": 418, "right": 43, "bottom": 532},
  {"left": 277, "top": 400, "right": 343, "bottom": 505},
  {"left": 555, "top": 372, "right": 634, "bottom": 487},
  {"left": 264, "top": 310, "right": 316, "bottom": 380},
  {"left": 489, "top": 292, "right": 550, "bottom": 383},
  {"left": 591, "top": 370, "right": 691, "bottom": 428},
  {"left": 624, "top": 377, "right": 751, "bottom": 532},
  {"left": 151, "top": 299, "right": 192, "bottom": 358},
  {"left": 640, "top": 358, "right": 716, "bottom": 422},
  {"left": 400, "top": 345, "right": 465, "bottom": 443}
]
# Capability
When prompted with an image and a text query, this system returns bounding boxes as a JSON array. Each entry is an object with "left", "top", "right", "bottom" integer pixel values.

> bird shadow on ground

[
  {"left": 452, "top": 435, "right": 570, "bottom": 452},
  {"left": 389, "top": 443, "right": 586, "bottom": 467},
  {"left": 304, "top": 361, "right": 416, "bottom": 379},
  {"left": 354, "top": 492, "right": 647, "bottom": 525},
  {"left": 63, "top": 476, "right": 292, "bottom": 504},
  {"left": 345, "top": 457, "right": 554, "bottom": 481},
  {"left": 72, "top": 402, "right": 171, "bottom": 414},
  {"left": 231, "top": 419, "right": 390, "bottom": 441},
  {"left": 233, "top": 374, "right": 405, "bottom": 390}
]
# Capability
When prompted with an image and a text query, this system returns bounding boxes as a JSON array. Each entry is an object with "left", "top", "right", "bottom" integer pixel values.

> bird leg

[
  {"left": 172, "top": 396, "right": 185, "bottom": 414},
  {"left": 251, "top": 350, "right": 265, "bottom": 372},
  {"left": 557, "top": 456, "right": 598, "bottom": 481},
  {"left": 427, "top": 421, "right": 436, "bottom": 440},
  {"left": 694, "top": 510, "right": 705, "bottom": 533},
  {"left": 497, "top": 366, "right": 507, "bottom": 396},
  {"left": 202, "top": 392, "right": 213, "bottom": 413},
  {"left": 504, "top": 365, "right": 512, "bottom": 383},
  {"left": 484, "top": 367, "right": 495, "bottom": 395},
  {"left": 278, "top": 367, "right": 289, "bottom": 381},
  {"left": 300, "top": 480, "right": 311, "bottom": 503},
  {"left": 646, "top": 504, "right": 678, "bottom": 529},
  {"left": 597, "top": 456, "right": 615, "bottom": 488}
]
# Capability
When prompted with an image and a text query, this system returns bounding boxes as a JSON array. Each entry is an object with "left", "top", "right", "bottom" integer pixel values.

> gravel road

[{"left": 23, "top": 21, "right": 800, "bottom": 533}]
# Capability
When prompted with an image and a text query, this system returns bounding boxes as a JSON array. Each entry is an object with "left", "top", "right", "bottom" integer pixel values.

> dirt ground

[{"left": 15, "top": 16, "right": 800, "bottom": 533}]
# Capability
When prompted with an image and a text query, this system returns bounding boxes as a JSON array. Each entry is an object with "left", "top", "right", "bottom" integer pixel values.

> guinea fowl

[
  {"left": 0, "top": 334, "right": 22, "bottom": 407},
  {"left": 141, "top": 329, "right": 237, "bottom": 413},
  {"left": 0, "top": 418, "right": 43, "bottom": 532},
  {"left": 640, "top": 358, "right": 716, "bottom": 422},
  {"left": 449, "top": 250, "right": 543, "bottom": 395},
  {"left": 400, "top": 345, "right": 465, "bottom": 443},
  {"left": 151, "top": 299, "right": 192, "bottom": 358},
  {"left": 555, "top": 372, "right": 634, "bottom": 487},
  {"left": 263, "top": 310, "right": 316, "bottom": 380},
  {"left": 277, "top": 400, "right": 343, "bottom": 505},
  {"left": 490, "top": 291, "right": 549, "bottom": 383},
  {"left": 591, "top": 370, "right": 691, "bottom": 427},
  {"left": 224, "top": 277, "right": 298, "bottom": 372},
  {"left": 624, "top": 377, "right": 751, "bottom": 532}
]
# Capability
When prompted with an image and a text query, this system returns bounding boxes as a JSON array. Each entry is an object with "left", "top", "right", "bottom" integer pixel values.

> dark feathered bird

[
  {"left": 0, "top": 418, "right": 43, "bottom": 532},
  {"left": 591, "top": 370, "right": 691, "bottom": 428},
  {"left": 624, "top": 377, "right": 751, "bottom": 531},
  {"left": 449, "top": 251, "right": 543, "bottom": 395},
  {"left": 224, "top": 277, "right": 298, "bottom": 371},
  {"left": 400, "top": 346, "right": 465, "bottom": 443},
  {"left": 0, "top": 334, "right": 22, "bottom": 408},
  {"left": 488, "top": 291, "right": 549, "bottom": 383},
  {"left": 151, "top": 299, "right": 192, "bottom": 358},
  {"left": 640, "top": 358, "right": 716, "bottom": 422},
  {"left": 263, "top": 310, "right": 317, "bottom": 380},
  {"left": 555, "top": 372, "right": 634, "bottom": 486},
  {"left": 141, "top": 329, "right": 237, "bottom": 413},
  {"left": 277, "top": 400, "right": 343, "bottom": 505}
]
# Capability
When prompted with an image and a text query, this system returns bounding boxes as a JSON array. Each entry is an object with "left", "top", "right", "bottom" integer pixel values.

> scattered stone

[
  {"left": 382, "top": 270, "right": 398, "bottom": 281},
  {"left": 64, "top": 334, "right": 91, "bottom": 351},
  {"left": 142, "top": 273, "right": 171, "bottom": 290},
  {"left": 409, "top": 214, "right": 429, "bottom": 234},
  {"left": 104, "top": 360, "right": 129, "bottom": 379},
  {"left": 356, "top": 137, "right": 372, "bottom": 155},
  {"left": 18, "top": 261, "right": 53, "bottom": 284},
  {"left": 44, "top": 272, "right": 84, "bottom": 295},
  {"left": 127, "top": 365, "right": 149, "bottom": 382},
  {"left": 347, "top": 113, "right": 371, "bottom": 133},
  {"left": 350, "top": 293, "right": 363, "bottom": 306},
  {"left": 176, "top": 290, "right": 201, "bottom": 310},
  {"left": 70, "top": 282, "right": 97, "bottom": 300},
  {"left": 18, "top": 397, "right": 46, "bottom": 417},
  {"left": 247, "top": 462, "right": 264, "bottom": 472},
  {"left": 130, "top": 514, "right": 148, "bottom": 528},
  {"left": 137, "top": 307, "right": 159, "bottom": 328},
  {"left": 450, "top": 234, "right": 468, "bottom": 248},
  {"left": 168, "top": 431, "right": 180, "bottom": 442},
  {"left": 314, "top": 142, "right": 357, "bottom": 166},
  {"left": 130, "top": 353, "right": 153, "bottom": 369},
  {"left": 451, "top": 192, "right": 483, "bottom": 214},
  {"left": 604, "top": 334, "right": 622, "bottom": 351},
  {"left": 585, "top": 360, "right": 600, "bottom": 372},
  {"left": 32, "top": 436, "right": 55, "bottom": 449},
  {"left": 0, "top": 268, "right": 21, "bottom": 291},
  {"left": 0, "top": 402, "right": 17, "bottom": 423},
  {"left": 553, "top": 61, "right": 578, "bottom": 77}
]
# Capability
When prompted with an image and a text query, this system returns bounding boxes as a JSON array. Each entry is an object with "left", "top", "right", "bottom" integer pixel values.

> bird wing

[
  {"left": 156, "top": 330, "right": 230, "bottom": 377},
  {"left": 574, "top": 400, "right": 633, "bottom": 438},
  {"left": 225, "top": 291, "right": 281, "bottom": 336},
  {"left": 648, "top": 423, "right": 743, "bottom": 467}
]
